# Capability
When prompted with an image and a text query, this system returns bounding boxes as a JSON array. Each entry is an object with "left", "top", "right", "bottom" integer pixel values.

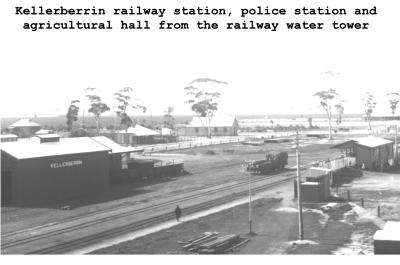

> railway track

[
  {"left": 2, "top": 140, "right": 334, "bottom": 254},
  {"left": 2, "top": 173, "right": 295, "bottom": 254},
  {"left": 29, "top": 176, "right": 295, "bottom": 254}
]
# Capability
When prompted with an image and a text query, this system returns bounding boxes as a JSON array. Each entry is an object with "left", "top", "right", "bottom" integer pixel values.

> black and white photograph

[{"left": 1, "top": 0, "right": 400, "bottom": 259}]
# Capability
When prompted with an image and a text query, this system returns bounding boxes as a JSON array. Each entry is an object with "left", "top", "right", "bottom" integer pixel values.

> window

[
  {"left": 195, "top": 128, "right": 199, "bottom": 133},
  {"left": 223, "top": 127, "right": 228, "bottom": 133},
  {"left": 214, "top": 127, "right": 218, "bottom": 133}
]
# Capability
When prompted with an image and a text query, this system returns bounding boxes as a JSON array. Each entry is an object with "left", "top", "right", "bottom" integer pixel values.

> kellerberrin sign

[{"left": 50, "top": 160, "right": 83, "bottom": 169}]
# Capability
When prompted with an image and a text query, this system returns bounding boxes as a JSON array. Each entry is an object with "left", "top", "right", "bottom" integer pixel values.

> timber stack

[{"left": 180, "top": 232, "right": 250, "bottom": 254}]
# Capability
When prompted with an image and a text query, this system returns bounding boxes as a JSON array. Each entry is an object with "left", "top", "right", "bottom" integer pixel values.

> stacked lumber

[{"left": 180, "top": 232, "right": 250, "bottom": 254}]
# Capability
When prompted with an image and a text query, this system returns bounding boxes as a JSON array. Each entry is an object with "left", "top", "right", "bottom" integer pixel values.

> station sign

[{"left": 50, "top": 160, "right": 83, "bottom": 169}]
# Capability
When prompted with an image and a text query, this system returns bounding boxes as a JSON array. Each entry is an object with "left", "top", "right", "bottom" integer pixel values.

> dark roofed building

[{"left": 331, "top": 136, "right": 394, "bottom": 170}]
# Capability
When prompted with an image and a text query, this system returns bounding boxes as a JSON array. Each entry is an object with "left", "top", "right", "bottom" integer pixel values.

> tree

[
  {"left": 334, "top": 101, "right": 345, "bottom": 125},
  {"left": 387, "top": 92, "right": 400, "bottom": 117},
  {"left": 307, "top": 117, "right": 313, "bottom": 128},
  {"left": 163, "top": 106, "right": 175, "bottom": 128},
  {"left": 66, "top": 100, "right": 80, "bottom": 131},
  {"left": 313, "top": 89, "right": 338, "bottom": 139},
  {"left": 114, "top": 87, "right": 146, "bottom": 129},
  {"left": 85, "top": 87, "right": 110, "bottom": 135},
  {"left": 362, "top": 92, "right": 377, "bottom": 131},
  {"left": 184, "top": 78, "right": 227, "bottom": 138}
]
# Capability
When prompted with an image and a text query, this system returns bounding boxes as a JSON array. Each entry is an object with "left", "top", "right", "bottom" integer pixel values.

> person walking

[{"left": 174, "top": 205, "right": 181, "bottom": 222}]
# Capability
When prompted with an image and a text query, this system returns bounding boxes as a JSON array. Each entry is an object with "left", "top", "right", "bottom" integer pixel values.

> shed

[
  {"left": 331, "top": 136, "right": 394, "bottom": 170},
  {"left": 374, "top": 221, "right": 400, "bottom": 254},
  {"left": 1, "top": 137, "right": 111, "bottom": 205},
  {"left": 300, "top": 182, "right": 324, "bottom": 203},
  {"left": 307, "top": 167, "right": 332, "bottom": 199}
]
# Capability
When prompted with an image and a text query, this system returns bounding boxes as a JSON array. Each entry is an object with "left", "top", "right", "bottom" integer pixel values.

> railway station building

[
  {"left": 1, "top": 135, "right": 142, "bottom": 205},
  {"left": 331, "top": 136, "right": 394, "bottom": 170}
]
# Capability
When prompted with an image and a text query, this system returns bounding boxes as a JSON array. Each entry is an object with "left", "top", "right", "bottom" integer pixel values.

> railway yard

[{"left": 1, "top": 135, "right": 399, "bottom": 254}]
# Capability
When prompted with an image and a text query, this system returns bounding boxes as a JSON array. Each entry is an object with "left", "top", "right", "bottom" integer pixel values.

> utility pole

[
  {"left": 395, "top": 124, "right": 398, "bottom": 164},
  {"left": 243, "top": 162, "right": 256, "bottom": 235},
  {"left": 248, "top": 164, "right": 256, "bottom": 235},
  {"left": 296, "top": 130, "right": 304, "bottom": 240},
  {"left": 248, "top": 170, "right": 253, "bottom": 234}
]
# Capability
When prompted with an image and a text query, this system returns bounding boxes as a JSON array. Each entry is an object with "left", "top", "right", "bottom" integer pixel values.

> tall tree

[
  {"left": 313, "top": 89, "right": 338, "bottom": 139},
  {"left": 163, "top": 106, "right": 175, "bottom": 129},
  {"left": 334, "top": 101, "right": 345, "bottom": 125},
  {"left": 184, "top": 78, "right": 227, "bottom": 138},
  {"left": 362, "top": 92, "right": 377, "bottom": 131},
  {"left": 114, "top": 87, "right": 146, "bottom": 129},
  {"left": 387, "top": 92, "right": 400, "bottom": 117},
  {"left": 85, "top": 87, "right": 110, "bottom": 135},
  {"left": 307, "top": 117, "right": 313, "bottom": 128},
  {"left": 66, "top": 100, "right": 80, "bottom": 131}
]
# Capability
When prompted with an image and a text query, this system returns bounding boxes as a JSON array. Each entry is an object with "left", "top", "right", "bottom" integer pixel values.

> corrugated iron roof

[
  {"left": 187, "top": 116, "right": 237, "bottom": 127},
  {"left": 34, "top": 134, "right": 60, "bottom": 139},
  {"left": 352, "top": 136, "right": 393, "bottom": 148},
  {"left": 0, "top": 137, "right": 110, "bottom": 159},
  {"left": 117, "top": 124, "right": 159, "bottom": 136},
  {"left": 8, "top": 118, "right": 41, "bottom": 128},
  {"left": 0, "top": 134, "right": 18, "bottom": 139},
  {"left": 35, "top": 129, "right": 53, "bottom": 135},
  {"left": 91, "top": 136, "right": 143, "bottom": 154},
  {"left": 331, "top": 136, "right": 393, "bottom": 149}
]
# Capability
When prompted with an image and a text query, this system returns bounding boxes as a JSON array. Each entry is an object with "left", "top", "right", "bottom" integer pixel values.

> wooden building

[
  {"left": 8, "top": 119, "right": 41, "bottom": 138},
  {"left": 178, "top": 116, "right": 239, "bottom": 137},
  {"left": 115, "top": 124, "right": 159, "bottom": 146},
  {"left": 331, "top": 136, "right": 394, "bottom": 170}
]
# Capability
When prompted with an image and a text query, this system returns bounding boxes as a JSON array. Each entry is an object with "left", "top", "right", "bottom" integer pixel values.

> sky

[{"left": 1, "top": 0, "right": 399, "bottom": 118}]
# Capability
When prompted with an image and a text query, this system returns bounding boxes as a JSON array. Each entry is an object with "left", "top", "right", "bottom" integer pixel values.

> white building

[{"left": 178, "top": 116, "right": 239, "bottom": 137}]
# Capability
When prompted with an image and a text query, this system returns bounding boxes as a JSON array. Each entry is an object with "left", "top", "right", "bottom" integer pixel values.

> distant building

[
  {"left": 0, "top": 134, "right": 18, "bottom": 143},
  {"left": 178, "top": 116, "right": 239, "bottom": 137},
  {"left": 331, "top": 136, "right": 394, "bottom": 170},
  {"left": 35, "top": 129, "right": 54, "bottom": 135},
  {"left": 114, "top": 124, "right": 160, "bottom": 145},
  {"left": 8, "top": 119, "right": 41, "bottom": 137},
  {"left": 364, "top": 115, "right": 400, "bottom": 121}
]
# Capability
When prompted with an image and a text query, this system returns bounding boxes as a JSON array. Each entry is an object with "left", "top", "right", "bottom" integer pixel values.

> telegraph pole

[
  {"left": 395, "top": 124, "right": 398, "bottom": 165},
  {"left": 296, "top": 130, "right": 304, "bottom": 240},
  {"left": 243, "top": 162, "right": 256, "bottom": 235},
  {"left": 248, "top": 171, "right": 253, "bottom": 234}
]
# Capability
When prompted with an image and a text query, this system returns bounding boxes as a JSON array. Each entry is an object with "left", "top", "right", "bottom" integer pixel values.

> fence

[
  {"left": 142, "top": 136, "right": 246, "bottom": 154},
  {"left": 316, "top": 156, "right": 356, "bottom": 171}
]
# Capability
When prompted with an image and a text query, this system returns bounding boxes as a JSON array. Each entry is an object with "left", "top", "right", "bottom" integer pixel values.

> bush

[
  {"left": 222, "top": 149, "right": 235, "bottom": 154},
  {"left": 206, "top": 149, "right": 217, "bottom": 155}
]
